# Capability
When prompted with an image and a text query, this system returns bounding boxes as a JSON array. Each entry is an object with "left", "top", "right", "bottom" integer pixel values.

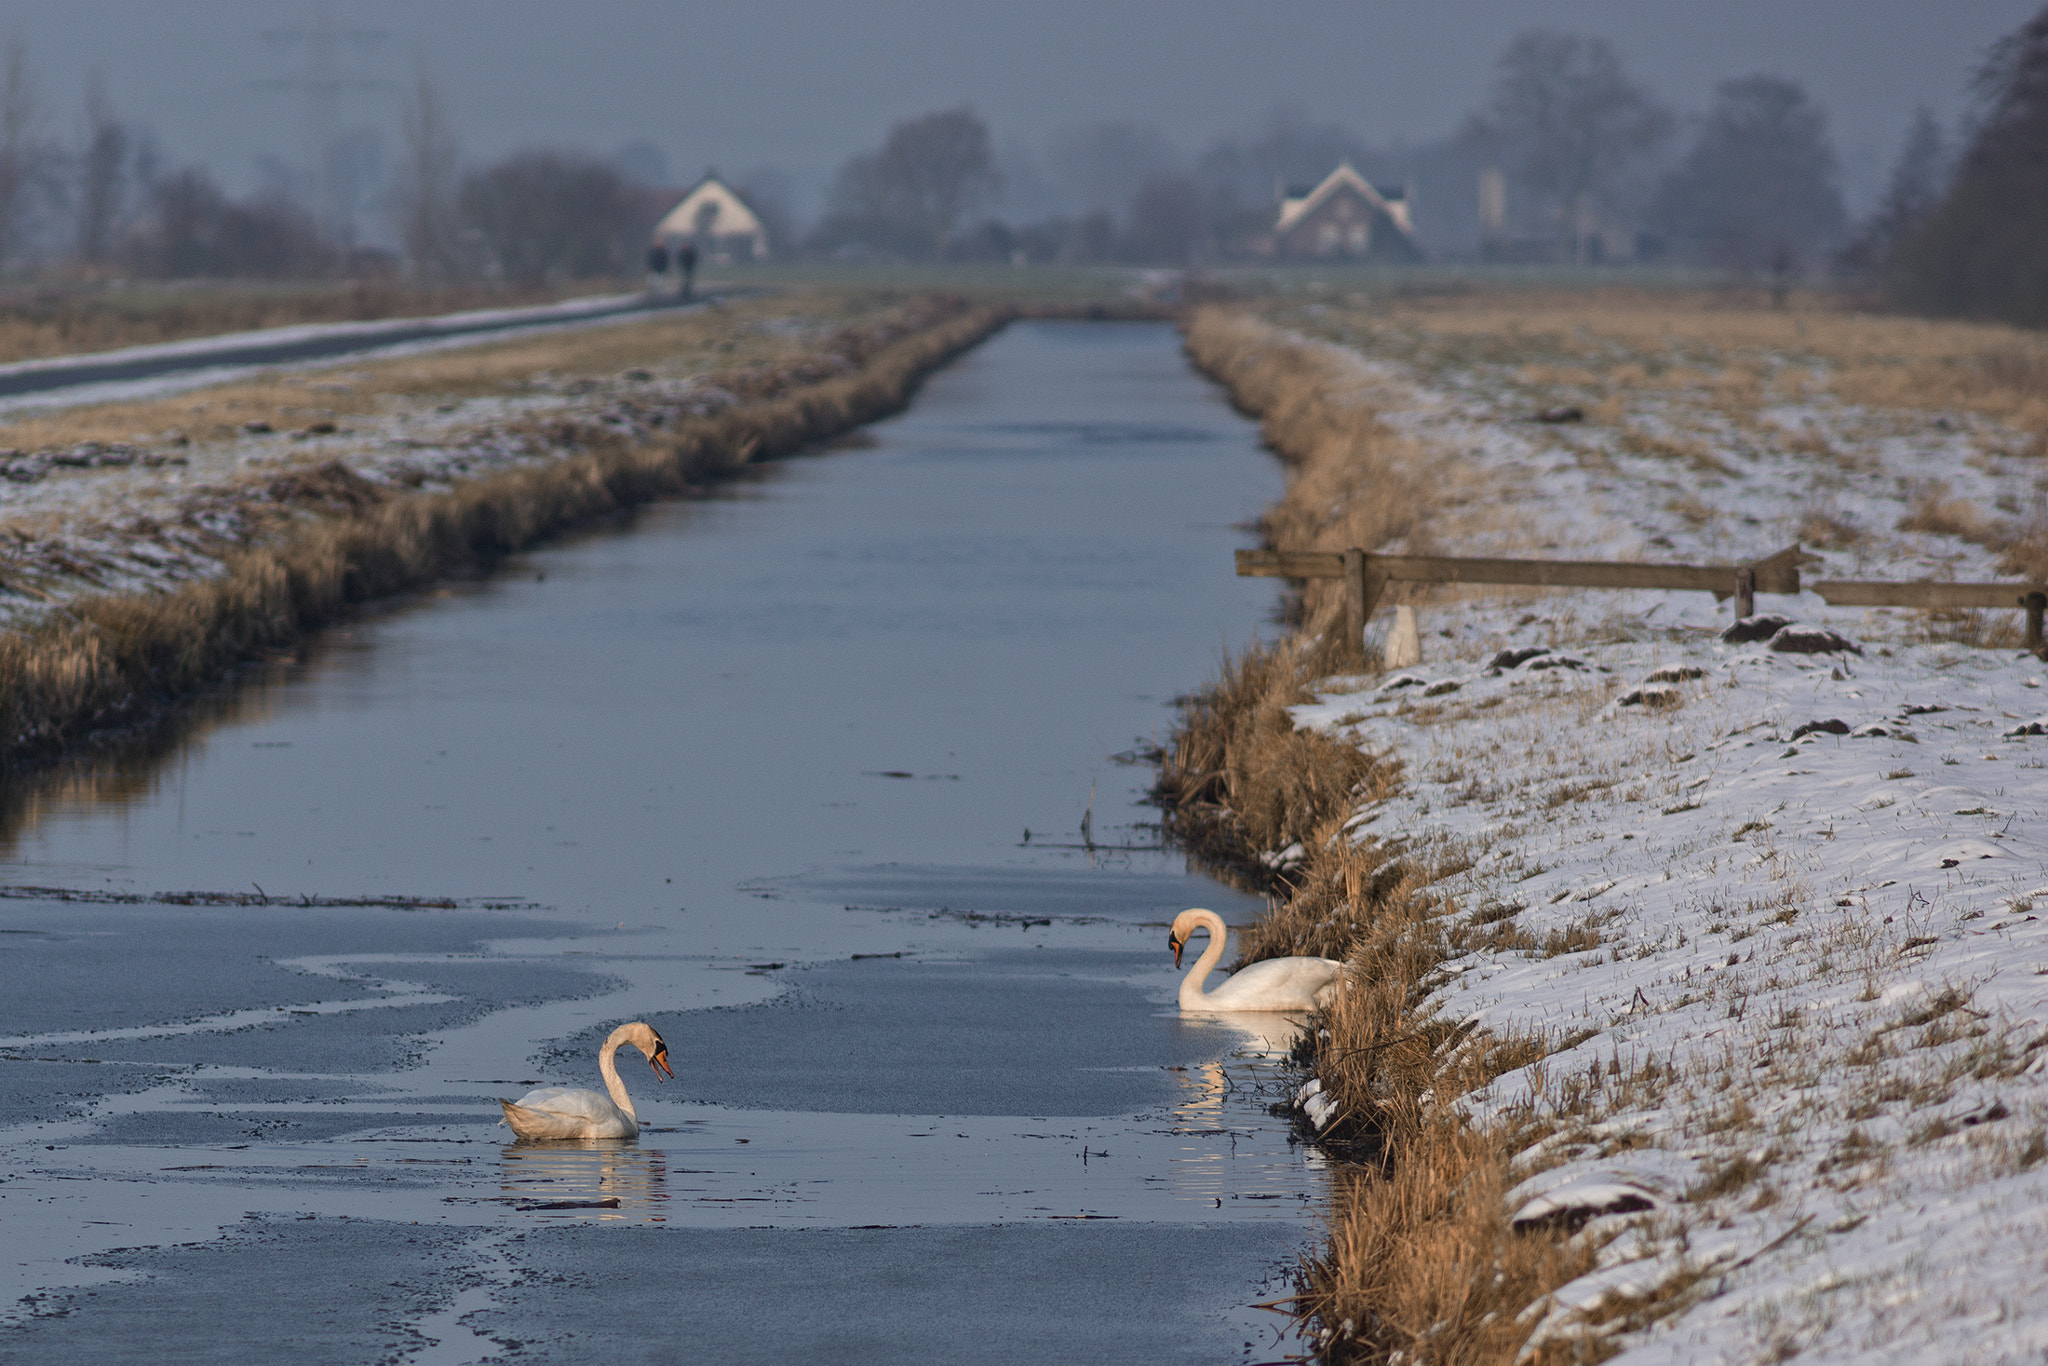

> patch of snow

[{"left": 1271, "top": 316, "right": 2048, "bottom": 1362}]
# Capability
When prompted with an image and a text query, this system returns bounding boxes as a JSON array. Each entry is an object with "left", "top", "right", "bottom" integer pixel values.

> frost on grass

[
  {"left": 1256, "top": 297, "right": 2048, "bottom": 1363},
  {"left": 0, "top": 293, "right": 939, "bottom": 626}
]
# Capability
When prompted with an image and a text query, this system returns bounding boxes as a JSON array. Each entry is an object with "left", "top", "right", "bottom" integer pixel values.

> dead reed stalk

[{"left": 0, "top": 302, "right": 1009, "bottom": 766}]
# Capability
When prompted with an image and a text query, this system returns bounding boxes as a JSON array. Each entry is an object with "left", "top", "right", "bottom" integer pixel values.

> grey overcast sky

[{"left": 4, "top": 0, "right": 2040, "bottom": 215}]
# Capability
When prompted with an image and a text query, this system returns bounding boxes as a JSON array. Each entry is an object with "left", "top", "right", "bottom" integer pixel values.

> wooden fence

[{"left": 1235, "top": 542, "right": 2048, "bottom": 654}]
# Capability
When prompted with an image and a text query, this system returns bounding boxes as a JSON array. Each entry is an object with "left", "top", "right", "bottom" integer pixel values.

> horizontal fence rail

[
  {"left": 1236, "top": 542, "right": 2048, "bottom": 655},
  {"left": 1811, "top": 581, "right": 2048, "bottom": 611}
]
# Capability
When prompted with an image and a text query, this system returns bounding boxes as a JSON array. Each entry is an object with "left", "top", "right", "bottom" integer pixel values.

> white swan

[
  {"left": 1169, "top": 908, "right": 1344, "bottom": 1012},
  {"left": 499, "top": 1021, "right": 672, "bottom": 1140}
]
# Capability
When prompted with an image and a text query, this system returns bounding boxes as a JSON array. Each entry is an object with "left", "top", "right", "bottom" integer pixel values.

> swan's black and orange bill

[
  {"left": 1169, "top": 933, "right": 1184, "bottom": 969},
  {"left": 649, "top": 1037, "right": 674, "bottom": 1080}
]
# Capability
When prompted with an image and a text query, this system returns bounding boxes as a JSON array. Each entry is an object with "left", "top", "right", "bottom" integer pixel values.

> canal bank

[
  {"left": 1163, "top": 297, "right": 2048, "bottom": 1364},
  {"left": 0, "top": 320, "right": 1321, "bottom": 1362},
  {"left": 0, "top": 294, "right": 1002, "bottom": 771}
]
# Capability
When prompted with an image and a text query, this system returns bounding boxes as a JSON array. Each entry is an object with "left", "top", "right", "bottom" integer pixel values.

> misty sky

[{"left": 8, "top": 0, "right": 2042, "bottom": 222}]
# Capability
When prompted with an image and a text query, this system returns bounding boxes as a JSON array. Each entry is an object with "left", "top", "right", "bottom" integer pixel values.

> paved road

[{"left": 0, "top": 288, "right": 709, "bottom": 406}]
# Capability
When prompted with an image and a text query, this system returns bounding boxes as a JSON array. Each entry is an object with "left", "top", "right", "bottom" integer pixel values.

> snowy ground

[
  {"left": 1268, "top": 314, "right": 2048, "bottom": 1363},
  {"left": 0, "top": 302, "right": 895, "bottom": 626}
]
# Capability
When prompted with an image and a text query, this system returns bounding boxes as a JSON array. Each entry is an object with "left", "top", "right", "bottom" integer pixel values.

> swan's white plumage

[
  {"left": 1169, "top": 908, "right": 1343, "bottom": 1012},
  {"left": 499, "top": 1021, "right": 671, "bottom": 1140}
]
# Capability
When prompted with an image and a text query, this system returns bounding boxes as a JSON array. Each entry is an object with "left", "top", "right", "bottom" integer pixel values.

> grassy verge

[
  {"left": 1163, "top": 306, "right": 1606, "bottom": 1364},
  {"left": 0, "top": 280, "right": 590, "bottom": 363},
  {"left": 0, "top": 299, "right": 1008, "bottom": 767},
  {"left": 1170, "top": 289, "right": 2048, "bottom": 1361}
]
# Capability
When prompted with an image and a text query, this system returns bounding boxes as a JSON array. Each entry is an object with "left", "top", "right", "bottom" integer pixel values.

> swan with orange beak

[
  {"left": 1169, "top": 908, "right": 1343, "bottom": 1012},
  {"left": 499, "top": 1021, "right": 672, "bottom": 1140}
]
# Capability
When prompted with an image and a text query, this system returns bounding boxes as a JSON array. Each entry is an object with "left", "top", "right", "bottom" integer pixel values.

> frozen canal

[{"left": 0, "top": 321, "right": 1317, "bottom": 1363}]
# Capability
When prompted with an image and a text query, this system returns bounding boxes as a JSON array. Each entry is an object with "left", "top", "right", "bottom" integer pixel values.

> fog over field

[{"left": 3, "top": 0, "right": 2037, "bottom": 218}]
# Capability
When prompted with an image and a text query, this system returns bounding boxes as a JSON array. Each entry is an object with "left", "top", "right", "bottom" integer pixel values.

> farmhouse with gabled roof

[
  {"left": 1270, "top": 162, "right": 1420, "bottom": 262},
  {"left": 653, "top": 173, "right": 770, "bottom": 262}
]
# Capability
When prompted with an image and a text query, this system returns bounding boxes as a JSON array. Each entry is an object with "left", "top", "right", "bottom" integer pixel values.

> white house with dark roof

[
  {"left": 1270, "top": 162, "right": 1419, "bottom": 262},
  {"left": 653, "top": 174, "right": 769, "bottom": 262}
]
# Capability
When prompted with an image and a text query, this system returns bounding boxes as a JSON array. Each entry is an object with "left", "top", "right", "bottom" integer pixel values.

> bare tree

[
  {"left": 75, "top": 71, "right": 126, "bottom": 268},
  {"left": 1123, "top": 174, "right": 1206, "bottom": 264},
  {"left": 1048, "top": 120, "right": 1179, "bottom": 213},
  {"left": 813, "top": 107, "right": 998, "bottom": 258},
  {"left": 1838, "top": 107, "right": 1947, "bottom": 277},
  {"left": 397, "top": 70, "right": 462, "bottom": 278},
  {"left": 457, "top": 149, "right": 641, "bottom": 282},
  {"left": 1480, "top": 30, "right": 1672, "bottom": 260},
  {"left": 1890, "top": 6, "right": 2048, "bottom": 324},
  {"left": 0, "top": 36, "right": 40, "bottom": 271},
  {"left": 1647, "top": 76, "right": 1846, "bottom": 271},
  {"left": 128, "top": 166, "right": 334, "bottom": 278}
]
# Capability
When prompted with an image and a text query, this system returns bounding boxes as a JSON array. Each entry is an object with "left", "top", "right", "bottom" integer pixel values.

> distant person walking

[
  {"left": 646, "top": 242, "right": 670, "bottom": 293},
  {"left": 678, "top": 242, "right": 698, "bottom": 301}
]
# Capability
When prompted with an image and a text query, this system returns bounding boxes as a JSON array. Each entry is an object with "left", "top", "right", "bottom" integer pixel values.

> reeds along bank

[
  {"left": 1163, "top": 306, "right": 1616, "bottom": 1364},
  {"left": 0, "top": 302, "right": 1010, "bottom": 768}
]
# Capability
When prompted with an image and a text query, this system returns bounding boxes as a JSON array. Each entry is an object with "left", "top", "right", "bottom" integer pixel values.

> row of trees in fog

[
  {"left": 0, "top": 26, "right": 1882, "bottom": 283},
  {"left": 2, "top": 5, "right": 2046, "bottom": 326},
  {"left": 792, "top": 38, "right": 1864, "bottom": 276},
  {"left": 1881, "top": 9, "right": 2048, "bottom": 325},
  {"left": 0, "top": 49, "right": 667, "bottom": 284},
  {"left": 816, "top": 5, "right": 2045, "bottom": 326}
]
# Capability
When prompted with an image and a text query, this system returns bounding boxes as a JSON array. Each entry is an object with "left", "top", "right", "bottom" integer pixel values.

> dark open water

[{"left": 0, "top": 320, "right": 1319, "bottom": 1364}]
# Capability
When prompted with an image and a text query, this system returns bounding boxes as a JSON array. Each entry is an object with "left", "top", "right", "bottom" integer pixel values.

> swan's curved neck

[
  {"left": 597, "top": 1026, "right": 637, "bottom": 1120},
  {"left": 1178, "top": 911, "right": 1230, "bottom": 1009}
]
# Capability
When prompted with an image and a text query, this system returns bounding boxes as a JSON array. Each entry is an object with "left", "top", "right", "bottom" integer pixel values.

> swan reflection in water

[
  {"left": 498, "top": 1139, "right": 672, "bottom": 1223},
  {"left": 1167, "top": 1010, "right": 1324, "bottom": 1209}
]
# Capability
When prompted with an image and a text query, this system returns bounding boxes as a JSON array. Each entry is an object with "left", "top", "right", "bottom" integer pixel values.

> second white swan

[
  {"left": 499, "top": 1021, "right": 672, "bottom": 1140},
  {"left": 1169, "top": 908, "right": 1343, "bottom": 1012}
]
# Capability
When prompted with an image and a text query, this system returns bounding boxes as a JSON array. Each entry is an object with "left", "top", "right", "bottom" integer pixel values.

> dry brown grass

[
  {"left": 1311, "top": 1122, "right": 1600, "bottom": 1365},
  {"left": 1333, "top": 284, "right": 2048, "bottom": 440},
  {"left": 1897, "top": 481, "right": 2005, "bottom": 546},
  {"left": 0, "top": 281, "right": 582, "bottom": 365},
  {"left": 1153, "top": 636, "right": 1397, "bottom": 888},
  {"left": 1182, "top": 307, "right": 1438, "bottom": 638},
  {"left": 0, "top": 301, "right": 1006, "bottom": 765},
  {"left": 0, "top": 288, "right": 905, "bottom": 452},
  {"left": 1274, "top": 826, "right": 1590, "bottom": 1365},
  {"left": 1798, "top": 505, "right": 1866, "bottom": 550},
  {"left": 1163, "top": 303, "right": 1627, "bottom": 1363}
]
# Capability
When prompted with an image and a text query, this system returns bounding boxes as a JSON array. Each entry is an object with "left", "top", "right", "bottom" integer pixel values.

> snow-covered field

[
  {"left": 1270, "top": 308, "right": 2048, "bottom": 1362},
  {"left": 0, "top": 301, "right": 891, "bottom": 626}
]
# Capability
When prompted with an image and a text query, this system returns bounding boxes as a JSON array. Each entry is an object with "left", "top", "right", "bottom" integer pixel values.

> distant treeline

[
  {"left": 1877, "top": 8, "right": 2048, "bottom": 326},
  {"left": 0, "top": 5, "right": 2044, "bottom": 328},
  {"left": 0, "top": 58, "right": 666, "bottom": 287}
]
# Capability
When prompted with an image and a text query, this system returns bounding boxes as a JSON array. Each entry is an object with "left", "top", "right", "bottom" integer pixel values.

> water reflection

[
  {"left": 0, "top": 652, "right": 301, "bottom": 856},
  {"left": 1166, "top": 1011, "right": 1319, "bottom": 1210},
  {"left": 499, "top": 1139, "right": 671, "bottom": 1222}
]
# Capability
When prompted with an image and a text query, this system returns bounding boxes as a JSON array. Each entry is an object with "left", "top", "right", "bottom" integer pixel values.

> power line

[{"left": 250, "top": 10, "right": 392, "bottom": 244}]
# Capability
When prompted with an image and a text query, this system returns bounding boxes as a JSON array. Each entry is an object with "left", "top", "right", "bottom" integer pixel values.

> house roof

[
  {"left": 1275, "top": 162, "right": 1413, "bottom": 237},
  {"left": 653, "top": 174, "right": 766, "bottom": 242}
]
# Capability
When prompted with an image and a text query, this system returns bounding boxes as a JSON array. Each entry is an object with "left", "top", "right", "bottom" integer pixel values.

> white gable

[
  {"left": 653, "top": 177, "right": 765, "bottom": 242},
  {"left": 1276, "top": 162, "right": 1411, "bottom": 236}
]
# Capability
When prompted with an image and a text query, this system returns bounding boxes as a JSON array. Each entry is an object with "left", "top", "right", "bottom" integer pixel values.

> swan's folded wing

[
  {"left": 511, "top": 1085, "right": 614, "bottom": 1119},
  {"left": 1211, "top": 955, "right": 1345, "bottom": 1010},
  {"left": 500, "top": 1098, "right": 592, "bottom": 1140},
  {"left": 503, "top": 1085, "right": 634, "bottom": 1139}
]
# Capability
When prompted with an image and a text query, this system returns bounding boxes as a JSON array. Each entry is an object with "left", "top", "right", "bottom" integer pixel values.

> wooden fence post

[
  {"left": 1342, "top": 549, "right": 1367, "bottom": 662},
  {"left": 2025, "top": 591, "right": 2046, "bottom": 657},
  {"left": 1734, "top": 567, "right": 1755, "bottom": 621}
]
